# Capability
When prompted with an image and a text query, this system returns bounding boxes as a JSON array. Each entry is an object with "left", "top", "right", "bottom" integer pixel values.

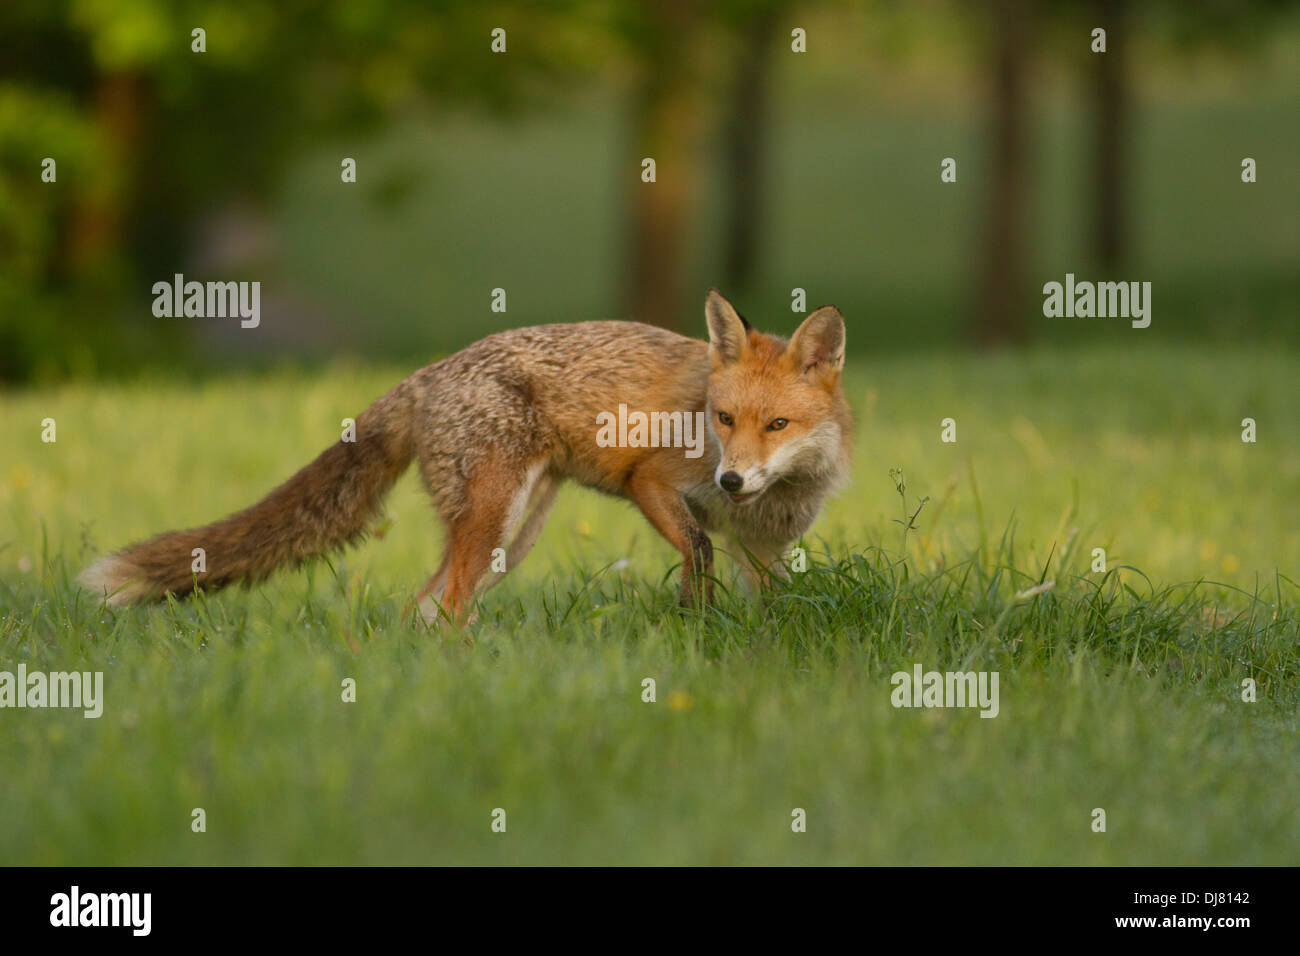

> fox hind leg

[
  {"left": 419, "top": 460, "right": 549, "bottom": 627},
  {"left": 482, "top": 472, "right": 558, "bottom": 596},
  {"left": 414, "top": 555, "right": 450, "bottom": 626}
]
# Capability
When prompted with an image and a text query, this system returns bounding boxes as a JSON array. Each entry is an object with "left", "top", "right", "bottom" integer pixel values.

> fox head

[{"left": 704, "top": 288, "right": 849, "bottom": 504}]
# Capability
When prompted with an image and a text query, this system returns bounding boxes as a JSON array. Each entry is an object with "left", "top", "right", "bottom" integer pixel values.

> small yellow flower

[
  {"left": 1221, "top": 554, "right": 1240, "bottom": 575},
  {"left": 667, "top": 690, "right": 694, "bottom": 712},
  {"left": 1198, "top": 539, "right": 1217, "bottom": 561},
  {"left": 8, "top": 463, "right": 32, "bottom": 491}
]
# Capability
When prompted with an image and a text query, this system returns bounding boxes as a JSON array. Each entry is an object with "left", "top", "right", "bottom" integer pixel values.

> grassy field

[{"left": 2, "top": 344, "right": 1297, "bottom": 864}]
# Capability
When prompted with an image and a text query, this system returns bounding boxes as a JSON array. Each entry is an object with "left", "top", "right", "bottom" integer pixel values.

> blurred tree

[
  {"left": 615, "top": 0, "right": 796, "bottom": 329},
  {"left": 1099, "top": 0, "right": 1295, "bottom": 271},
  {"left": 0, "top": 0, "right": 606, "bottom": 381},
  {"left": 721, "top": 4, "right": 780, "bottom": 293},
  {"left": 1062, "top": 0, "right": 1288, "bottom": 274},
  {"left": 1091, "top": 0, "right": 1127, "bottom": 269},
  {"left": 613, "top": 0, "right": 709, "bottom": 333},
  {"left": 973, "top": 0, "right": 1034, "bottom": 346}
]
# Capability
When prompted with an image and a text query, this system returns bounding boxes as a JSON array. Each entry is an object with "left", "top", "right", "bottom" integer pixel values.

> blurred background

[
  {"left": 1, "top": 0, "right": 1297, "bottom": 382},
  {"left": 5, "top": 2, "right": 1299, "bottom": 869}
]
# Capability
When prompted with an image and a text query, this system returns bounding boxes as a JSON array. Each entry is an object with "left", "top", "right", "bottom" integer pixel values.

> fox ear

[
  {"left": 705, "top": 288, "right": 750, "bottom": 367},
  {"left": 788, "top": 306, "right": 845, "bottom": 379}
]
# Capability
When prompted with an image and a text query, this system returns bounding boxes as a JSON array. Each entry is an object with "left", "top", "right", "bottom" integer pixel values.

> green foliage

[
  {"left": 0, "top": 87, "right": 97, "bottom": 380},
  {"left": 0, "top": 0, "right": 608, "bottom": 381}
]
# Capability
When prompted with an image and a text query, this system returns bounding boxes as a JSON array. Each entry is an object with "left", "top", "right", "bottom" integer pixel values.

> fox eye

[
  {"left": 717, "top": 411, "right": 734, "bottom": 427},
  {"left": 767, "top": 418, "right": 789, "bottom": 431}
]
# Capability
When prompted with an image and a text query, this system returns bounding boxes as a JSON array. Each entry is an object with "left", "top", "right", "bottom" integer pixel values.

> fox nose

[{"left": 719, "top": 471, "right": 744, "bottom": 493}]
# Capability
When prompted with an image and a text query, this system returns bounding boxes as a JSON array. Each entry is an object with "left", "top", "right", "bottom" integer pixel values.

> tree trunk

[
  {"left": 722, "top": 9, "right": 778, "bottom": 292},
  {"left": 66, "top": 70, "right": 145, "bottom": 275},
  {"left": 1092, "top": 0, "right": 1127, "bottom": 268},
  {"left": 974, "top": 0, "right": 1032, "bottom": 346},
  {"left": 623, "top": 0, "right": 705, "bottom": 332}
]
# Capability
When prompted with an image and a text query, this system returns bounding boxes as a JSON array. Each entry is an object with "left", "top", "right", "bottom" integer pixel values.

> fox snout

[{"left": 715, "top": 462, "right": 768, "bottom": 502}]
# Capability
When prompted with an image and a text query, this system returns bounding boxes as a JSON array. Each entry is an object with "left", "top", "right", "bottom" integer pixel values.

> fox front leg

[
  {"left": 626, "top": 475, "right": 715, "bottom": 609},
  {"left": 681, "top": 525, "right": 716, "bottom": 609}
]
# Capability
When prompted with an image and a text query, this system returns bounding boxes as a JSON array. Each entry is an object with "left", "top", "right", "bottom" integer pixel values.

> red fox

[{"left": 79, "top": 289, "right": 852, "bottom": 624}]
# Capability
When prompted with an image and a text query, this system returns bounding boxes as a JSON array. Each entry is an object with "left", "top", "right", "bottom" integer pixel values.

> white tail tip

[{"left": 77, "top": 556, "right": 148, "bottom": 607}]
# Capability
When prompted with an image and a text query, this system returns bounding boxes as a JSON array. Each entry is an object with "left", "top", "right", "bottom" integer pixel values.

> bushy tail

[{"left": 79, "top": 381, "right": 416, "bottom": 606}]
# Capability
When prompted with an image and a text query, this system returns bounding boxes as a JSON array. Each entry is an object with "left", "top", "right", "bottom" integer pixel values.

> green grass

[{"left": 2, "top": 344, "right": 1297, "bottom": 864}]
